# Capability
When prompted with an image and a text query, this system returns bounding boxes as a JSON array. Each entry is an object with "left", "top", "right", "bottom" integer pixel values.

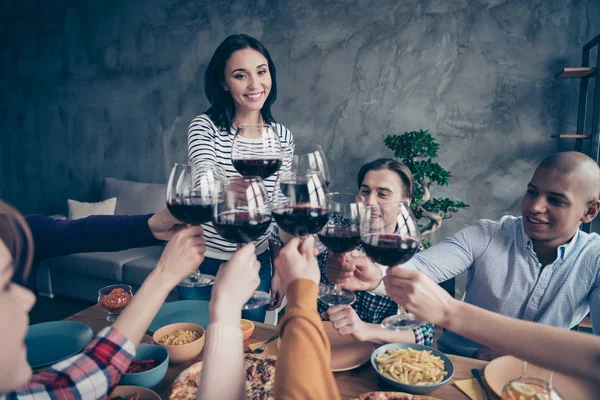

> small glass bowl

[{"left": 98, "top": 284, "right": 133, "bottom": 322}]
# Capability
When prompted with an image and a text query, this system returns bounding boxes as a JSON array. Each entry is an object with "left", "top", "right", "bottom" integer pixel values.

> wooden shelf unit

[
  {"left": 550, "top": 134, "right": 592, "bottom": 139},
  {"left": 555, "top": 67, "right": 597, "bottom": 79}
]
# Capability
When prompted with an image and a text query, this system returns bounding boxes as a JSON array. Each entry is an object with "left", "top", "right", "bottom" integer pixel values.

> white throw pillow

[{"left": 67, "top": 197, "right": 117, "bottom": 220}]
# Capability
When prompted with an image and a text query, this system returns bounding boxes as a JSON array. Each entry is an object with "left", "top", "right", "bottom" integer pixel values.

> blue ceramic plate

[
  {"left": 26, "top": 321, "right": 94, "bottom": 369},
  {"left": 148, "top": 300, "right": 210, "bottom": 333}
]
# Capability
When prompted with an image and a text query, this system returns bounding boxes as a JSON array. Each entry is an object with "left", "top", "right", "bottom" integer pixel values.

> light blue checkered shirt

[{"left": 405, "top": 216, "right": 600, "bottom": 357}]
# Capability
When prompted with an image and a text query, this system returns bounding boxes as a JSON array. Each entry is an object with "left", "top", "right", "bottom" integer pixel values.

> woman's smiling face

[{"left": 223, "top": 48, "right": 272, "bottom": 116}]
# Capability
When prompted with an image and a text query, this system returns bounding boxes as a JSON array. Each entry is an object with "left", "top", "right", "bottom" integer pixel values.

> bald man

[{"left": 326, "top": 152, "right": 600, "bottom": 359}]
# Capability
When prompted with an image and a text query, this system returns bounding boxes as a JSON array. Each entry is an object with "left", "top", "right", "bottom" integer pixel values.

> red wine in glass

[
  {"left": 360, "top": 233, "right": 419, "bottom": 266},
  {"left": 166, "top": 202, "right": 214, "bottom": 225},
  {"left": 213, "top": 176, "right": 273, "bottom": 310},
  {"left": 317, "top": 227, "right": 361, "bottom": 253},
  {"left": 232, "top": 158, "right": 282, "bottom": 179},
  {"left": 167, "top": 163, "right": 224, "bottom": 287},
  {"left": 213, "top": 211, "right": 272, "bottom": 243},
  {"left": 272, "top": 206, "right": 329, "bottom": 236}
]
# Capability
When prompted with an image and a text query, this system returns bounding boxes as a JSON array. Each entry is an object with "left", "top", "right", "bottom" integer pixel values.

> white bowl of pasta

[{"left": 370, "top": 343, "right": 455, "bottom": 394}]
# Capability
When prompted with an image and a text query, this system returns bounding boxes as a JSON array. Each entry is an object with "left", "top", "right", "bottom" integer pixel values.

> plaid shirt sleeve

[
  {"left": 7, "top": 327, "right": 135, "bottom": 400},
  {"left": 318, "top": 247, "right": 435, "bottom": 347}
]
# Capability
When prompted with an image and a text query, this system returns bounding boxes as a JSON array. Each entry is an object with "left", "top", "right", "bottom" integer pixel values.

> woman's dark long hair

[
  {"left": 204, "top": 34, "right": 277, "bottom": 130},
  {"left": 0, "top": 201, "right": 34, "bottom": 285},
  {"left": 357, "top": 158, "right": 415, "bottom": 201}
]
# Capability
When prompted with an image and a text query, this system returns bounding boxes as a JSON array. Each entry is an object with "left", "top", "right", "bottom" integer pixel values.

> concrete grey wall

[{"left": 1, "top": 0, "right": 598, "bottom": 240}]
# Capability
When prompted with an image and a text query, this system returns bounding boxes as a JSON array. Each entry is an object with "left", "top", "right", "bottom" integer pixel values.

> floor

[{"left": 29, "top": 295, "right": 94, "bottom": 325}]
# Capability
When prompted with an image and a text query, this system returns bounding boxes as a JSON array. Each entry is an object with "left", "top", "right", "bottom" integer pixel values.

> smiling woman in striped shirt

[{"left": 187, "top": 34, "right": 294, "bottom": 322}]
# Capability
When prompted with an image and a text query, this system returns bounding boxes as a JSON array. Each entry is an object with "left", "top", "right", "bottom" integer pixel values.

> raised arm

[
  {"left": 406, "top": 220, "right": 494, "bottom": 284},
  {"left": 336, "top": 220, "right": 495, "bottom": 297},
  {"left": 11, "top": 226, "right": 206, "bottom": 399},
  {"left": 196, "top": 244, "right": 261, "bottom": 400},
  {"left": 589, "top": 270, "right": 600, "bottom": 335},
  {"left": 26, "top": 208, "right": 184, "bottom": 264},
  {"left": 26, "top": 214, "right": 161, "bottom": 264},
  {"left": 384, "top": 268, "right": 600, "bottom": 384},
  {"left": 274, "top": 236, "right": 341, "bottom": 400}
]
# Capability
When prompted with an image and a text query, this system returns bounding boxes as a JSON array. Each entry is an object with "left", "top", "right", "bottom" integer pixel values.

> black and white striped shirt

[{"left": 187, "top": 114, "right": 294, "bottom": 260}]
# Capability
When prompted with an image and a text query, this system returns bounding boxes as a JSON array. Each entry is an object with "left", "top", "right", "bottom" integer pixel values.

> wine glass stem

[
  {"left": 333, "top": 284, "right": 343, "bottom": 295},
  {"left": 397, "top": 306, "right": 408, "bottom": 318}
]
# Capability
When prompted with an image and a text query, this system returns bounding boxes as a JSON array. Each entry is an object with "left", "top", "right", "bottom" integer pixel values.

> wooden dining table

[{"left": 65, "top": 304, "right": 497, "bottom": 399}]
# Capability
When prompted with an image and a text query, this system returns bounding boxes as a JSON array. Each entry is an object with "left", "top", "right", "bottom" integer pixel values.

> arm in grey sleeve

[
  {"left": 589, "top": 267, "right": 600, "bottom": 335},
  {"left": 411, "top": 220, "right": 495, "bottom": 283}
]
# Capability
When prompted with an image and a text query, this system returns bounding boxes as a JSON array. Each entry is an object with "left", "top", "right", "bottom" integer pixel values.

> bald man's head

[
  {"left": 536, "top": 151, "right": 600, "bottom": 202},
  {"left": 522, "top": 152, "right": 600, "bottom": 248}
]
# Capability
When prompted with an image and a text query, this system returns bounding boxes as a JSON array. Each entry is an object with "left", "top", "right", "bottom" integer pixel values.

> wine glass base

[
  {"left": 106, "top": 313, "right": 118, "bottom": 322},
  {"left": 318, "top": 289, "right": 356, "bottom": 307},
  {"left": 180, "top": 274, "right": 215, "bottom": 287},
  {"left": 242, "top": 290, "right": 271, "bottom": 310},
  {"left": 318, "top": 283, "right": 330, "bottom": 297},
  {"left": 381, "top": 314, "right": 423, "bottom": 330}
]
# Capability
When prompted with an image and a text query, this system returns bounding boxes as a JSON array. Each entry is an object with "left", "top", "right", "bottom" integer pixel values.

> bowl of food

[
  {"left": 110, "top": 385, "right": 161, "bottom": 400},
  {"left": 370, "top": 342, "right": 454, "bottom": 394},
  {"left": 241, "top": 319, "right": 255, "bottom": 341},
  {"left": 98, "top": 284, "right": 133, "bottom": 322},
  {"left": 118, "top": 344, "right": 168, "bottom": 388},
  {"left": 152, "top": 322, "right": 205, "bottom": 364}
]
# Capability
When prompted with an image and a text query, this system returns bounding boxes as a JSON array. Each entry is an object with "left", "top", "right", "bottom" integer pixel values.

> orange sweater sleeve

[{"left": 274, "top": 279, "right": 342, "bottom": 400}]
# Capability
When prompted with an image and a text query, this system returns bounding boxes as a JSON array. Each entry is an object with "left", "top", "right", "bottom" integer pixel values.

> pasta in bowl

[{"left": 370, "top": 343, "right": 455, "bottom": 394}]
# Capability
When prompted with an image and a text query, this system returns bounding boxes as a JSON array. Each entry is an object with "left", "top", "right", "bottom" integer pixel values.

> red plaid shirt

[{"left": 5, "top": 327, "right": 135, "bottom": 400}]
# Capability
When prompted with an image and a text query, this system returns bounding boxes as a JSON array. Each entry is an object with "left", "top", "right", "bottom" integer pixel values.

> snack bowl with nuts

[
  {"left": 152, "top": 322, "right": 205, "bottom": 364},
  {"left": 98, "top": 284, "right": 133, "bottom": 322}
]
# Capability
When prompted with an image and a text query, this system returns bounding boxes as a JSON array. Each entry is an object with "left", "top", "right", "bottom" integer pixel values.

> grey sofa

[{"left": 36, "top": 177, "right": 172, "bottom": 303}]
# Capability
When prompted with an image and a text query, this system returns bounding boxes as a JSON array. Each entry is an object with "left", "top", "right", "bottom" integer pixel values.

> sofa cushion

[
  {"left": 102, "top": 177, "right": 167, "bottom": 216},
  {"left": 67, "top": 197, "right": 117, "bottom": 219},
  {"left": 122, "top": 246, "right": 166, "bottom": 286},
  {"left": 40, "top": 247, "right": 160, "bottom": 281}
]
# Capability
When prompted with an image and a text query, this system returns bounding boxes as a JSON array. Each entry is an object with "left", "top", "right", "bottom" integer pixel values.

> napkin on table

[
  {"left": 454, "top": 378, "right": 485, "bottom": 400},
  {"left": 247, "top": 340, "right": 267, "bottom": 352}
]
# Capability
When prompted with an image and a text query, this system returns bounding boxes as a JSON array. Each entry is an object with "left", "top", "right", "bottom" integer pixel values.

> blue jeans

[{"left": 177, "top": 250, "right": 273, "bottom": 322}]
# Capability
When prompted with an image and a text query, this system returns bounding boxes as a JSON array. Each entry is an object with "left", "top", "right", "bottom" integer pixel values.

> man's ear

[{"left": 582, "top": 199, "right": 600, "bottom": 223}]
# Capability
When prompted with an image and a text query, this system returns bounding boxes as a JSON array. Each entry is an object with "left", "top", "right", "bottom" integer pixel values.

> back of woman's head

[
  {"left": 357, "top": 158, "right": 415, "bottom": 201},
  {"left": 204, "top": 34, "right": 278, "bottom": 129},
  {"left": 0, "top": 201, "right": 33, "bottom": 284}
]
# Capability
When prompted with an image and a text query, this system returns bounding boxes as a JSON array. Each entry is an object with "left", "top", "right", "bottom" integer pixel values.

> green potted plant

[{"left": 384, "top": 130, "right": 469, "bottom": 246}]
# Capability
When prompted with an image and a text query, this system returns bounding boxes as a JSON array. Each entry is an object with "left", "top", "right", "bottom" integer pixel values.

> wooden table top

[{"left": 65, "top": 304, "right": 496, "bottom": 400}]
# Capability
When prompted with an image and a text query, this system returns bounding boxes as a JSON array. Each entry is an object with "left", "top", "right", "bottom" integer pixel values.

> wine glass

[
  {"left": 317, "top": 193, "right": 363, "bottom": 306},
  {"left": 359, "top": 201, "right": 421, "bottom": 330},
  {"left": 167, "top": 163, "right": 223, "bottom": 287},
  {"left": 292, "top": 142, "right": 331, "bottom": 188},
  {"left": 98, "top": 284, "right": 132, "bottom": 322},
  {"left": 231, "top": 124, "right": 283, "bottom": 179},
  {"left": 272, "top": 170, "right": 329, "bottom": 237},
  {"left": 501, "top": 361, "right": 563, "bottom": 400},
  {"left": 212, "top": 176, "right": 273, "bottom": 310}
]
